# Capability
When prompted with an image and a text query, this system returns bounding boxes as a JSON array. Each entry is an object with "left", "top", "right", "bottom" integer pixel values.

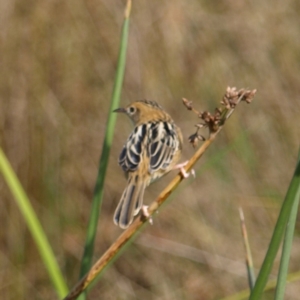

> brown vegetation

[{"left": 1, "top": 0, "right": 299, "bottom": 299}]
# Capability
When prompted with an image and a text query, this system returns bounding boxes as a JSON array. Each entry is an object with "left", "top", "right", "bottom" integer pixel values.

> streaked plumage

[{"left": 114, "top": 100, "right": 183, "bottom": 229}]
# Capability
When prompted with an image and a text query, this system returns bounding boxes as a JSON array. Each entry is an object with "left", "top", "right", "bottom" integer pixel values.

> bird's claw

[
  {"left": 141, "top": 205, "right": 153, "bottom": 225},
  {"left": 174, "top": 161, "right": 196, "bottom": 178}
]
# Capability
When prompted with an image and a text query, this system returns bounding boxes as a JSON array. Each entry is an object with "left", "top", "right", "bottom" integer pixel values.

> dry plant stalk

[
  {"left": 64, "top": 87, "right": 256, "bottom": 300},
  {"left": 239, "top": 207, "right": 256, "bottom": 289}
]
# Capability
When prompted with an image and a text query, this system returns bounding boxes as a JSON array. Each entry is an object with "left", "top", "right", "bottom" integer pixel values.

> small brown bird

[{"left": 113, "top": 100, "right": 183, "bottom": 229}]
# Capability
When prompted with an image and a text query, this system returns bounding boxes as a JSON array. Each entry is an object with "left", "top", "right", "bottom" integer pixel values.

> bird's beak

[{"left": 113, "top": 107, "right": 126, "bottom": 113}]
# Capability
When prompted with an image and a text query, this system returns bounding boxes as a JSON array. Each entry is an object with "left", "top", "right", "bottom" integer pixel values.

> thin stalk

[
  {"left": 63, "top": 90, "right": 255, "bottom": 300},
  {"left": 64, "top": 135, "right": 216, "bottom": 300},
  {"left": 77, "top": 1, "right": 132, "bottom": 299},
  {"left": 239, "top": 207, "right": 256, "bottom": 289}
]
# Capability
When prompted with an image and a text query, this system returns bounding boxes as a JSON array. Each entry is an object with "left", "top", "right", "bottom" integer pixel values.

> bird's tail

[{"left": 114, "top": 174, "right": 146, "bottom": 229}]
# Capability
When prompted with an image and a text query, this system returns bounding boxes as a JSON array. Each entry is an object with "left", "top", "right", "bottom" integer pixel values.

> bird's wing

[
  {"left": 147, "top": 121, "right": 179, "bottom": 173},
  {"left": 119, "top": 124, "right": 147, "bottom": 172}
]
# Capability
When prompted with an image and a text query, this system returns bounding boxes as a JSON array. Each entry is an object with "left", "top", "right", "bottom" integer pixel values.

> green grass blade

[
  {"left": 77, "top": 0, "right": 131, "bottom": 292},
  {"left": 249, "top": 150, "right": 300, "bottom": 300},
  {"left": 274, "top": 149, "right": 300, "bottom": 299},
  {"left": 0, "top": 148, "right": 68, "bottom": 298},
  {"left": 220, "top": 270, "right": 300, "bottom": 300}
]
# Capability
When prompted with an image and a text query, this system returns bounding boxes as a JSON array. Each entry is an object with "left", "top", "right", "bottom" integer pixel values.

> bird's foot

[
  {"left": 141, "top": 205, "right": 153, "bottom": 225},
  {"left": 173, "top": 161, "right": 196, "bottom": 178}
]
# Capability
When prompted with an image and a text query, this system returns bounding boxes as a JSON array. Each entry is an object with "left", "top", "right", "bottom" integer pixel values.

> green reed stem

[
  {"left": 249, "top": 148, "right": 300, "bottom": 300},
  {"left": 77, "top": 2, "right": 132, "bottom": 299},
  {"left": 274, "top": 149, "right": 300, "bottom": 300}
]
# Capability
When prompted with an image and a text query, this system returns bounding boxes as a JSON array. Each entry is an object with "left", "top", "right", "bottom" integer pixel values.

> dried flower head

[
  {"left": 182, "top": 87, "right": 256, "bottom": 147},
  {"left": 182, "top": 98, "right": 193, "bottom": 110},
  {"left": 188, "top": 132, "right": 205, "bottom": 148},
  {"left": 197, "top": 111, "right": 221, "bottom": 133},
  {"left": 240, "top": 89, "right": 257, "bottom": 103}
]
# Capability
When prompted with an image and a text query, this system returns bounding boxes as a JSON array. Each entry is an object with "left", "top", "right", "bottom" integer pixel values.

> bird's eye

[{"left": 128, "top": 106, "right": 136, "bottom": 114}]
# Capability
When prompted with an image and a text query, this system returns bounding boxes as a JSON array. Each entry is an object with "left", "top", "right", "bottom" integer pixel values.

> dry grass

[{"left": 0, "top": 0, "right": 299, "bottom": 299}]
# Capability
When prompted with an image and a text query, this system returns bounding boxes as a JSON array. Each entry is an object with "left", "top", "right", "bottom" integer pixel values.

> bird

[{"left": 113, "top": 100, "right": 184, "bottom": 229}]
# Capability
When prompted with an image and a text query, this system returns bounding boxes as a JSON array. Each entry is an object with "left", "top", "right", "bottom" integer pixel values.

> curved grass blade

[
  {"left": 249, "top": 149, "right": 300, "bottom": 300},
  {"left": 274, "top": 149, "right": 300, "bottom": 299},
  {"left": 0, "top": 148, "right": 68, "bottom": 298}
]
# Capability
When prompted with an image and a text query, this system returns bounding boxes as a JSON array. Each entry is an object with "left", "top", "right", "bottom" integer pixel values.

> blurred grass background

[{"left": 0, "top": 0, "right": 299, "bottom": 299}]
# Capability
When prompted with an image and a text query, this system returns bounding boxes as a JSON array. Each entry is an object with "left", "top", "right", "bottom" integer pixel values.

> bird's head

[{"left": 114, "top": 100, "right": 165, "bottom": 125}]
